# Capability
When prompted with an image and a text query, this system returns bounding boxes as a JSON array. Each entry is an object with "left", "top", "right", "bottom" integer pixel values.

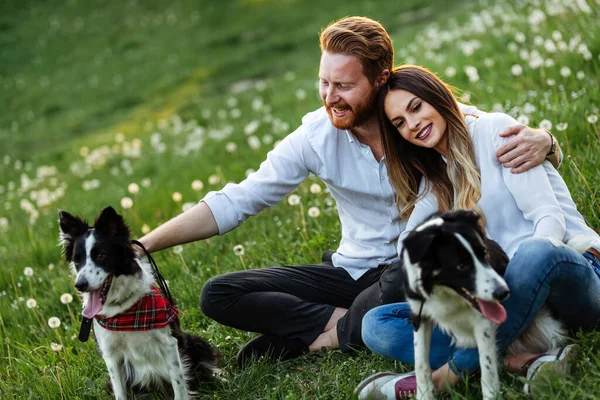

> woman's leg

[
  {"left": 362, "top": 302, "right": 456, "bottom": 370},
  {"left": 450, "top": 237, "right": 600, "bottom": 376}
]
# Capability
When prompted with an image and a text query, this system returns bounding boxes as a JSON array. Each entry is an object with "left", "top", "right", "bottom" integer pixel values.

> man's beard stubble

[{"left": 324, "top": 88, "right": 377, "bottom": 131}]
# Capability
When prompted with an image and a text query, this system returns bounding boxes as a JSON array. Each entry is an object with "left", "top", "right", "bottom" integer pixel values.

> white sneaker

[{"left": 523, "top": 344, "right": 579, "bottom": 394}]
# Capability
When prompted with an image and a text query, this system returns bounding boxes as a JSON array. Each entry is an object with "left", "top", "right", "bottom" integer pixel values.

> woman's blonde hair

[{"left": 377, "top": 65, "right": 483, "bottom": 221}]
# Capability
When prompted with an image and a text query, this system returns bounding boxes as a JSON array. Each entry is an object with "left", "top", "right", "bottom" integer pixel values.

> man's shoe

[
  {"left": 354, "top": 371, "right": 417, "bottom": 399},
  {"left": 523, "top": 344, "right": 579, "bottom": 394},
  {"left": 236, "top": 334, "right": 308, "bottom": 368}
]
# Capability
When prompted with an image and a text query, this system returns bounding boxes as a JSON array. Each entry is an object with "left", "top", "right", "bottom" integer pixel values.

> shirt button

[
  {"left": 380, "top": 176, "right": 385, "bottom": 181},
  {"left": 363, "top": 148, "right": 369, "bottom": 154}
]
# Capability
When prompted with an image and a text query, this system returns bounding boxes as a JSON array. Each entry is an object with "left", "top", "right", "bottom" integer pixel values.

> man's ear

[
  {"left": 94, "top": 206, "right": 130, "bottom": 238},
  {"left": 377, "top": 69, "right": 390, "bottom": 87}
]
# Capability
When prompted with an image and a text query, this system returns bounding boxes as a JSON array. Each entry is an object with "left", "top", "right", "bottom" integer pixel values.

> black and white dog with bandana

[
  {"left": 59, "top": 206, "right": 219, "bottom": 400},
  {"left": 400, "top": 210, "right": 566, "bottom": 400}
]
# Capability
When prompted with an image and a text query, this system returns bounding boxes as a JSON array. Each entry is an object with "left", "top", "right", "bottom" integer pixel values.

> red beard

[{"left": 324, "top": 89, "right": 376, "bottom": 130}]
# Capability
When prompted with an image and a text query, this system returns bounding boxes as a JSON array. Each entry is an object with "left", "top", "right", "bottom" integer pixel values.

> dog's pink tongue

[
  {"left": 476, "top": 299, "right": 507, "bottom": 325},
  {"left": 82, "top": 289, "right": 103, "bottom": 319}
]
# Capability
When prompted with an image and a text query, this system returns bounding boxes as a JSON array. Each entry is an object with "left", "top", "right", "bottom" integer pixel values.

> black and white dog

[
  {"left": 59, "top": 206, "right": 219, "bottom": 400},
  {"left": 401, "top": 210, "right": 565, "bottom": 400}
]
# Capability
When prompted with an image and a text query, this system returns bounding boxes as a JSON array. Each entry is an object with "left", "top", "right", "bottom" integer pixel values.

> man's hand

[{"left": 495, "top": 125, "right": 555, "bottom": 174}]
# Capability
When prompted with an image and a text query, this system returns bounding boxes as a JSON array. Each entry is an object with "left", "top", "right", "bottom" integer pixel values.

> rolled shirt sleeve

[{"left": 202, "top": 125, "right": 322, "bottom": 235}]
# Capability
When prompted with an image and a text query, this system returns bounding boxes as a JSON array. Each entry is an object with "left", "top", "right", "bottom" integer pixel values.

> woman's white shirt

[{"left": 399, "top": 113, "right": 598, "bottom": 258}]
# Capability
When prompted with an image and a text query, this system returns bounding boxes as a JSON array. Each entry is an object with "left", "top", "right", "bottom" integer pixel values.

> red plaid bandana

[{"left": 96, "top": 287, "right": 179, "bottom": 331}]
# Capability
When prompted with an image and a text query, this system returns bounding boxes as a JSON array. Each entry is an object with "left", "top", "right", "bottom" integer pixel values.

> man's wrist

[{"left": 545, "top": 130, "right": 557, "bottom": 156}]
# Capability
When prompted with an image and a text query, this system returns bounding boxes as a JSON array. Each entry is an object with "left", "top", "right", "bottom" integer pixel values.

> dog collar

[{"left": 95, "top": 287, "right": 179, "bottom": 331}]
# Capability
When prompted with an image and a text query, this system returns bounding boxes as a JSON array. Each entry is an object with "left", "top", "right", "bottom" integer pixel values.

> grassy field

[{"left": 1, "top": 0, "right": 600, "bottom": 398}]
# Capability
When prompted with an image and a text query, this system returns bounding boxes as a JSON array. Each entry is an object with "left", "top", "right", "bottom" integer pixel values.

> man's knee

[
  {"left": 505, "top": 237, "right": 576, "bottom": 288},
  {"left": 199, "top": 275, "right": 227, "bottom": 320}
]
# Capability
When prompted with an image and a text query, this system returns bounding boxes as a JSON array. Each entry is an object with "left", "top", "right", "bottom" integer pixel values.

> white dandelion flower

[
  {"left": 172, "top": 245, "right": 183, "bottom": 254},
  {"left": 141, "top": 224, "right": 151, "bottom": 234},
  {"left": 60, "top": 293, "right": 73, "bottom": 304},
  {"left": 587, "top": 114, "right": 598, "bottom": 124},
  {"left": 556, "top": 123, "right": 568, "bottom": 131},
  {"left": 50, "top": 342, "right": 63, "bottom": 351},
  {"left": 128, "top": 183, "right": 140, "bottom": 194},
  {"left": 539, "top": 119, "right": 553, "bottom": 131},
  {"left": 141, "top": 178, "right": 152, "bottom": 188},
  {"left": 287, "top": 194, "right": 301, "bottom": 206},
  {"left": 191, "top": 180, "right": 204, "bottom": 191},
  {"left": 576, "top": 71, "right": 585, "bottom": 80},
  {"left": 172, "top": 192, "right": 182, "bottom": 202},
  {"left": 295, "top": 89, "right": 307, "bottom": 100},
  {"left": 517, "top": 115, "right": 530, "bottom": 125},
  {"left": 309, "top": 184, "right": 322, "bottom": 194},
  {"left": 511, "top": 64, "right": 523, "bottom": 76},
  {"left": 225, "top": 142, "right": 237, "bottom": 153},
  {"left": 233, "top": 244, "right": 245, "bottom": 256},
  {"left": 560, "top": 67, "right": 571, "bottom": 77},
  {"left": 120, "top": 197, "right": 133, "bottom": 209},
  {"left": 208, "top": 175, "right": 220, "bottom": 185},
  {"left": 48, "top": 263, "right": 55, "bottom": 271},
  {"left": 444, "top": 66, "right": 456, "bottom": 78},
  {"left": 308, "top": 207, "right": 320, "bottom": 218},
  {"left": 26, "top": 298, "right": 37, "bottom": 308},
  {"left": 48, "top": 317, "right": 61, "bottom": 328},
  {"left": 182, "top": 202, "right": 195, "bottom": 212},
  {"left": 24, "top": 267, "right": 34, "bottom": 277}
]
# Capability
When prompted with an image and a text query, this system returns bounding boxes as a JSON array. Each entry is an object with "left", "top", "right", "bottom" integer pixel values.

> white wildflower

[
  {"left": 308, "top": 207, "right": 320, "bottom": 218},
  {"left": 191, "top": 180, "right": 204, "bottom": 191},
  {"left": 517, "top": 115, "right": 530, "bottom": 125},
  {"left": 128, "top": 183, "right": 140, "bottom": 194},
  {"left": 141, "top": 224, "right": 151, "bottom": 234},
  {"left": 182, "top": 202, "right": 195, "bottom": 212},
  {"left": 560, "top": 67, "right": 571, "bottom": 78},
  {"left": 24, "top": 267, "right": 34, "bottom": 277},
  {"left": 50, "top": 342, "right": 63, "bottom": 351},
  {"left": 26, "top": 298, "right": 37, "bottom": 308},
  {"left": 556, "top": 123, "right": 568, "bottom": 131},
  {"left": 539, "top": 119, "right": 552, "bottom": 131},
  {"left": 287, "top": 194, "right": 300, "bottom": 206},
  {"left": 444, "top": 66, "right": 456, "bottom": 77},
  {"left": 172, "top": 245, "right": 183, "bottom": 254},
  {"left": 60, "top": 293, "right": 73, "bottom": 304},
  {"left": 310, "top": 184, "right": 322, "bottom": 194},
  {"left": 208, "top": 175, "right": 220, "bottom": 185},
  {"left": 172, "top": 192, "right": 182, "bottom": 202},
  {"left": 120, "top": 197, "right": 133, "bottom": 209},
  {"left": 588, "top": 115, "right": 598, "bottom": 124},
  {"left": 233, "top": 244, "right": 245, "bottom": 256},
  {"left": 48, "top": 317, "right": 61, "bottom": 328},
  {"left": 511, "top": 64, "right": 523, "bottom": 76},
  {"left": 225, "top": 142, "right": 237, "bottom": 153}
]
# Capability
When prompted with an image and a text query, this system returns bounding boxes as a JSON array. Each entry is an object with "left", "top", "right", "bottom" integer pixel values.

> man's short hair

[{"left": 319, "top": 16, "right": 394, "bottom": 83}]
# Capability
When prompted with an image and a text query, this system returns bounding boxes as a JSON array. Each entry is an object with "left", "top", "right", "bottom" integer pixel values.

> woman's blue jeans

[{"left": 361, "top": 237, "right": 600, "bottom": 377}]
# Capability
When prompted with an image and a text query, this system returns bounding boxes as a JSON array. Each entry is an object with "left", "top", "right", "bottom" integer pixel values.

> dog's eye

[
  {"left": 456, "top": 264, "right": 468, "bottom": 271},
  {"left": 96, "top": 253, "right": 106, "bottom": 262}
]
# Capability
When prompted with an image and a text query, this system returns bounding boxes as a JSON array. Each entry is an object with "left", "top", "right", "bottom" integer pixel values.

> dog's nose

[
  {"left": 492, "top": 286, "right": 510, "bottom": 302},
  {"left": 75, "top": 279, "right": 88, "bottom": 292}
]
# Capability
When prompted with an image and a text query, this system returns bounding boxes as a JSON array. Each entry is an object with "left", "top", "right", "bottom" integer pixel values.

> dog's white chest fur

[
  {"left": 418, "top": 287, "right": 485, "bottom": 348},
  {"left": 94, "top": 322, "right": 185, "bottom": 386}
]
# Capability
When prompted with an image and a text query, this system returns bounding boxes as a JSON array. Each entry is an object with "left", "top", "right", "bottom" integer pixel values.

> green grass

[{"left": 1, "top": 0, "right": 600, "bottom": 398}]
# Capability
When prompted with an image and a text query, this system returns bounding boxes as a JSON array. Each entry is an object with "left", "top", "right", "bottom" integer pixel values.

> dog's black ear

[
  {"left": 58, "top": 210, "right": 89, "bottom": 261},
  {"left": 58, "top": 210, "right": 89, "bottom": 240},
  {"left": 484, "top": 238, "right": 509, "bottom": 276},
  {"left": 402, "top": 229, "right": 438, "bottom": 264},
  {"left": 95, "top": 206, "right": 130, "bottom": 238}
]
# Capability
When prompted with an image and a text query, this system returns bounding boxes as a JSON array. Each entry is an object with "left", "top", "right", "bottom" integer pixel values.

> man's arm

[
  {"left": 138, "top": 201, "right": 218, "bottom": 254},
  {"left": 495, "top": 125, "right": 562, "bottom": 173}
]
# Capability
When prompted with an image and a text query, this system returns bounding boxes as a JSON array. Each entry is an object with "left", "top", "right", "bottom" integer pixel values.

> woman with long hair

[{"left": 355, "top": 65, "right": 600, "bottom": 399}]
